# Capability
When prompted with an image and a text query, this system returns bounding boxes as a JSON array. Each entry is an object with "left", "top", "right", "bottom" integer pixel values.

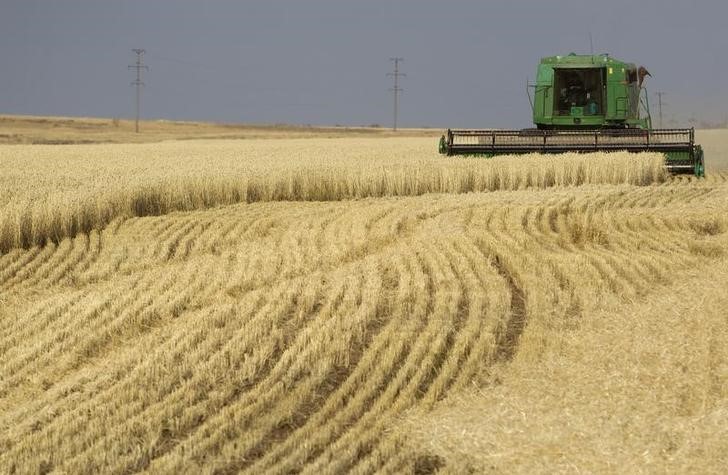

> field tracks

[{"left": 1, "top": 138, "right": 728, "bottom": 472}]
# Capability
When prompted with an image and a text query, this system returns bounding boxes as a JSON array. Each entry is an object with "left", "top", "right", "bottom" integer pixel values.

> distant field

[
  {"left": 0, "top": 114, "right": 439, "bottom": 144},
  {"left": 2, "top": 114, "right": 726, "bottom": 166},
  {"left": 1, "top": 130, "right": 727, "bottom": 473}
]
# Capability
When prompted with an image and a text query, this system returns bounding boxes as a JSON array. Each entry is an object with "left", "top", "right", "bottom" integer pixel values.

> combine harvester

[{"left": 440, "top": 53, "right": 704, "bottom": 176}]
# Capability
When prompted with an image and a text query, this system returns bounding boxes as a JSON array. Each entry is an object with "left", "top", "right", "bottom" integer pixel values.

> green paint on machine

[{"left": 441, "top": 53, "right": 705, "bottom": 177}]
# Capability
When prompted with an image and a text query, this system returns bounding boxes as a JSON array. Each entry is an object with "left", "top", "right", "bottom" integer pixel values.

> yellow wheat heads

[
  {"left": 0, "top": 138, "right": 667, "bottom": 252},
  {"left": 0, "top": 138, "right": 726, "bottom": 472}
]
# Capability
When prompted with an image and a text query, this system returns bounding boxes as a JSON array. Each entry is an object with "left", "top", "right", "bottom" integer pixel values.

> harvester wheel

[
  {"left": 695, "top": 146, "right": 705, "bottom": 177},
  {"left": 438, "top": 135, "right": 447, "bottom": 154}
]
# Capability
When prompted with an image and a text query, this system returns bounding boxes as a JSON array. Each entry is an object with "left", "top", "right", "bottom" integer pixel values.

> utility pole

[
  {"left": 656, "top": 91, "right": 666, "bottom": 129},
  {"left": 128, "top": 49, "right": 148, "bottom": 133},
  {"left": 387, "top": 58, "right": 405, "bottom": 131}
]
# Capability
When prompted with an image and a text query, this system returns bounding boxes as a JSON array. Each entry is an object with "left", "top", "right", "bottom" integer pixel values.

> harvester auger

[{"left": 439, "top": 53, "right": 705, "bottom": 177}]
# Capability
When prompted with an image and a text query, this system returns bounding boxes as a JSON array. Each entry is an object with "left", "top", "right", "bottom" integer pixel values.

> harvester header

[{"left": 440, "top": 53, "right": 704, "bottom": 176}]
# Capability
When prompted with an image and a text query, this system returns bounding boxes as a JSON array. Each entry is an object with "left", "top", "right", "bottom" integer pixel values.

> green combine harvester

[{"left": 439, "top": 53, "right": 705, "bottom": 176}]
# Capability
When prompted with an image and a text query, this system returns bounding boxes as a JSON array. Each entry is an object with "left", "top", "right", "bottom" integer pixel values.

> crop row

[{"left": 2, "top": 176, "right": 726, "bottom": 472}]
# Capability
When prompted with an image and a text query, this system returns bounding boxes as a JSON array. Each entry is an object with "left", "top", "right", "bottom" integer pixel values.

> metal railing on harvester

[{"left": 439, "top": 128, "right": 703, "bottom": 175}]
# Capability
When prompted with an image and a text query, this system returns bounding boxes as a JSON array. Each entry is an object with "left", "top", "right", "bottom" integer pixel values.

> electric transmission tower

[
  {"left": 656, "top": 91, "right": 666, "bottom": 128},
  {"left": 387, "top": 58, "right": 405, "bottom": 131},
  {"left": 128, "top": 49, "right": 148, "bottom": 133}
]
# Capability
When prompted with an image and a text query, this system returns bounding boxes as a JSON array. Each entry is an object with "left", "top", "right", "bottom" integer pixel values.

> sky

[{"left": 1, "top": 0, "right": 726, "bottom": 129}]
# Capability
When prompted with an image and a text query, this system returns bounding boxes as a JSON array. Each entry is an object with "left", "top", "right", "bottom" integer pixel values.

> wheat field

[
  {"left": 0, "top": 139, "right": 668, "bottom": 253},
  {"left": 1, "top": 133, "right": 727, "bottom": 473}
]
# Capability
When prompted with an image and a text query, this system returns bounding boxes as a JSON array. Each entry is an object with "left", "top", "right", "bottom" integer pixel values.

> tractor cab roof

[{"left": 540, "top": 53, "right": 635, "bottom": 70}]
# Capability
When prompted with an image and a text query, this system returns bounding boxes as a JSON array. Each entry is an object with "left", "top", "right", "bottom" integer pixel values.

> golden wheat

[
  {"left": 1, "top": 136, "right": 727, "bottom": 473},
  {"left": 0, "top": 138, "right": 667, "bottom": 252}
]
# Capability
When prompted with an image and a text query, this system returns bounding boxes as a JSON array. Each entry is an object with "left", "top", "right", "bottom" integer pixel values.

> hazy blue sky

[{"left": 1, "top": 0, "right": 726, "bottom": 128}]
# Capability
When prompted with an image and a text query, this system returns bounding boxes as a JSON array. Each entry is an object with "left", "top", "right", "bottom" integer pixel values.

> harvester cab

[
  {"left": 533, "top": 53, "right": 650, "bottom": 130},
  {"left": 440, "top": 53, "right": 704, "bottom": 177}
]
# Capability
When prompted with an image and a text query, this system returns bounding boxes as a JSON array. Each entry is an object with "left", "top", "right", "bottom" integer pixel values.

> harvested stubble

[
  {"left": 0, "top": 138, "right": 666, "bottom": 252},
  {"left": 2, "top": 137, "right": 726, "bottom": 473},
  {"left": 409, "top": 257, "right": 728, "bottom": 474},
  {"left": 1, "top": 166, "right": 727, "bottom": 473}
]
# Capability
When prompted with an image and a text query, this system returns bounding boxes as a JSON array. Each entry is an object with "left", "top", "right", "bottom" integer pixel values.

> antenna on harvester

[
  {"left": 589, "top": 33, "right": 594, "bottom": 55},
  {"left": 387, "top": 57, "right": 405, "bottom": 131},
  {"left": 128, "top": 49, "right": 148, "bottom": 133}
]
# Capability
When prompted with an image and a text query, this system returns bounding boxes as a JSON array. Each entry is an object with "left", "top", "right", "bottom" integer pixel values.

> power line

[
  {"left": 128, "top": 49, "right": 148, "bottom": 133},
  {"left": 387, "top": 57, "right": 405, "bottom": 131}
]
